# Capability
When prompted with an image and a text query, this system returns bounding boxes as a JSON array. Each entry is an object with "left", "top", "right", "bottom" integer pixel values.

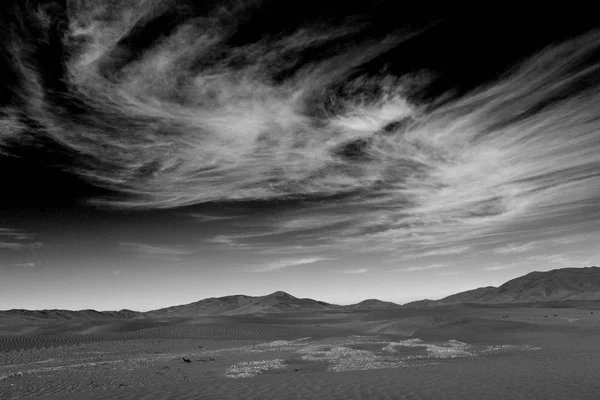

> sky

[{"left": 1, "top": 1, "right": 599, "bottom": 311}]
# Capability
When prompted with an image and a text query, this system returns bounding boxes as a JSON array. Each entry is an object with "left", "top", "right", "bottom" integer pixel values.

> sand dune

[
  {"left": 0, "top": 309, "right": 140, "bottom": 320},
  {"left": 0, "top": 316, "right": 348, "bottom": 353},
  {"left": 2, "top": 305, "right": 600, "bottom": 399},
  {"left": 3, "top": 267, "right": 600, "bottom": 398}
]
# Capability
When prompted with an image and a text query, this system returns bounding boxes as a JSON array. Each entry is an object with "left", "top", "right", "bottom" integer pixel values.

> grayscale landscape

[
  {"left": 2, "top": 267, "right": 600, "bottom": 399},
  {"left": 1, "top": 1, "right": 600, "bottom": 399}
]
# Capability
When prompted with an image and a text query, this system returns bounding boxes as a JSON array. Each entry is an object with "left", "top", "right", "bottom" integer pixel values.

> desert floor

[{"left": 2, "top": 306, "right": 600, "bottom": 399}]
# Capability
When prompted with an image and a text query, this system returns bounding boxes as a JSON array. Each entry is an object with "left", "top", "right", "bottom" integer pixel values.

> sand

[{"left": 2, "top": 307, "right": 600, "bottom": 399}]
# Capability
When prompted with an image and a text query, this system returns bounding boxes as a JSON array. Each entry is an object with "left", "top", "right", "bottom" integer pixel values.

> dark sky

[{"left": 1, "top": 1, "right": 599, "bottom": 310}]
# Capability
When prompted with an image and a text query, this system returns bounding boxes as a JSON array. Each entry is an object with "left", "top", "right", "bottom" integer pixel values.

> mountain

[
  {"left": 143, "top": 291, "right": 340, "bottom": 317},
  {"left": 422, "top": 266, "right": 600, "bottom": 306},
  {"left": 432, "top": 287, "right": 497, "bottom": 306},
  {"left": 400, "top": 299, "right": 438, "bottom": 308},
  {"left": 5, "top": 267, "right": 600, "bottom": 317},
  {"left": 348, "top": 299, "right": 400, "bottom": 309}
]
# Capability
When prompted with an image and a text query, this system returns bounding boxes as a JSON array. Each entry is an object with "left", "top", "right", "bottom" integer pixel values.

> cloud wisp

[
  {"left": 2, "top": 2, "right": 600, "bottom": 258},
  {"left": 340, "top": 268, "right": 371, "bottom": 274},
  {"left": 0, "top": 228, "right": 42, "bottom": 252},
  {"left": 119, "top": 242, "right": 193, "bottom": 262},
  {"left": 0, "top": 242, "right": 41, "bottom": 251},
  {"left": 13, "top": 262, "right": 36, "bottom": 268},
  {"left": 398, "top": 246, "right": 472, "bottom": 260},
  {"left": 493, "top": 242, "right": 537, "bottom": 254},
  {"left": 483, "top": 264, "right": 519, "bottom": 272},
  {"left": 394, "top": 264, "right": 446, "bottom": 273},
  {"left": 525, "top": 254, "right": 596, "bottom": 269},
  {"left": 251, "top": 257, "right": 329, "bottom": 273}
]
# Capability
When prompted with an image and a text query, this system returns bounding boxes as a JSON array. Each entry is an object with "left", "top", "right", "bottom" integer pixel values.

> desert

[
  {"left": 2, "top": 2, "right": 600, "bottom": 399},
  {"left": 2, "top": 267, "right": 600, "bottom": 399}
]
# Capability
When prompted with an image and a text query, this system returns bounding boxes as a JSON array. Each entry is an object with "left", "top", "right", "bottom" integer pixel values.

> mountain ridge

[
  {"left": 347, "top": 299, "right": 401, "bottom": 309},
  {"left": 142, "top": 291, "right": 341, "bottom": 318},
  {"left": 3, "top": 266, "right": 600, "bottom": 317},
  {"left": 426, "top": 266, "right": 600, "bottom": 306}
]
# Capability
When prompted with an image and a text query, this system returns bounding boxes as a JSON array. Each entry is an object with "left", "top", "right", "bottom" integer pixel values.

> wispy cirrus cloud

[
  {"left": 0, "top": 228, "right": 42, "bottom": 252},
  {"left": 525, "top": 254, "right": 595, "bottom": 268},
  {"left": 547, "top": 233, "right": 592, "bottom": 245},
  {"left": 393, "top": 264, "right": 446, "bottom": 273},
  {"left": 119, "top": 242, "right": 193, "bottom": 261},
  {"left": 13, "top": 262, "right": 36, "bottom": 268},
  {"left": 259, "top": 244, "right": 333, "bottom": 255},
  {"left": 438, "top": 270, "right": 462, "bottom": 276},
  {"left": 0, "top": 242, "right": 42, "bottom": 251},
  {"left": 399, "top": 246, "right": 471, "bottom": 260},
  {"left": 0, "top": 228, "right": 32, "bottom": 240},
  {"left": 205, "top": 235, "right": 240, "bottom": 247},
  {"left": 484, "top": 264, "right": 518, "bottom": 271},
  {"left": 2, "top": 2, "right": 600, "bottom": 261},
  {"left": 204, "top": 234, "right": 265, "bottom": 251},
  {"left": 484, "top": 252, "right": 596, "bottom": 272},
  {"left": 340, "top": 268, "right": 371, "bottom": 274},
  {"left": 493, "top": 242, "right": 537, "bottom": 254},
  {"left": 252, "top": 257, "right": 330, "bottom": 273},
  {"left": 187, "top": 214, "right": 240, "bottom": 223}
]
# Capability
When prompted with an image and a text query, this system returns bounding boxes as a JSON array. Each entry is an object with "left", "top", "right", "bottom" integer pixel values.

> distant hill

[
  {"left": 400, "top": 299, "right": 438, "bottom": 308},
  {"left": 347, "top": 299, "right": 400, "bottom": 309},
  {"left": 5, "top": 267, "right": 600, "bottom": 317},
  {"left": 431, "top": 287, "right": 497, "bottom": 306},
  {"left": 143, "top": 291, "right": 342, "bottom": 318},
  {"left": 421, "top": 266, "right": 600, "bottom": 306}
]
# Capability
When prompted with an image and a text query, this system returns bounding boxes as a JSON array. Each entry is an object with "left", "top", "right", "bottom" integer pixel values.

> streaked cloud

[
  {"left": 188, "top": 214, "right": 240, "bottom": 223},
  {"left": 205, "top": 235, "right": 239, "bottom": 246},
  {"left": 400, "top": 246, "right": 471, "bottom": 260},
  {"left": 438, "top": 270, "right": 462, "bottom": 276},
  {"left": 119, "top": 242, "right": 193, "bottom": 261},
  {"left": 547, "top": 233, "right": 592, "bottom": 245},
  {"left": 204, "top": 234, "right": 263, "bottom": 250},
  {"left": 525, "top": 254, "right": 594, "bottom": 268},
  {"left": 13, "top": 262, "right": 36, "bottom": 268},
  {"left": 340, "top": 268, "right": 371, "bottom": 274},
  {"left": 0, "top": 242, "right": 42, "bottom": 251},
  {"left": 0, "top": 229, "right": 41, "bottom": 252},
  {"left": 394, "top": 264, "right": 446, "bottom": 273},
  {"left": 0, "top": 228, "right": 25, "bottom": 238},
  {"left": 484, "top": 264, "right": 517, "bottom": 271},
  {"left": 252, "top": 257, "right": 329, "bottom": 273},
  {"left": 493, "top": 242, "right": 537, "bottom": 254}
]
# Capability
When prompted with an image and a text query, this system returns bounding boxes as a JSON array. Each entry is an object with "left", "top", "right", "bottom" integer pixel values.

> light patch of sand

[
  {"left": 226, "top": 359, "right": 287, "bottom": 378},
  {"left": 218, "top": 336, "right": 542, "bottom": 376},
  {"left": 298, "top": 344, "right": 404, "bottom": 372}
]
